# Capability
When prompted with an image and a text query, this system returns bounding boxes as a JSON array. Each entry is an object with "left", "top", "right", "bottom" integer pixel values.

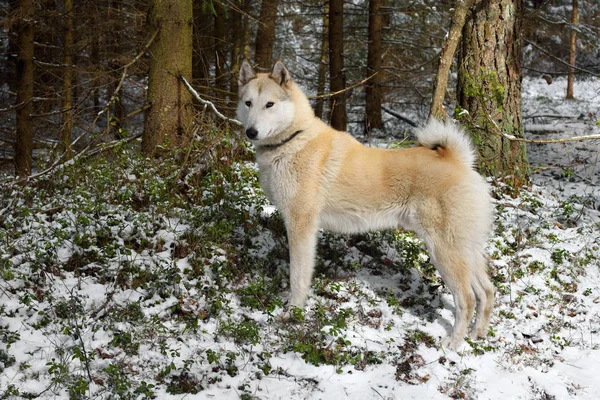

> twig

[
  {"left": 309, "top": 72, "right": 379, "bottom": 100},
  {"left": 180, "top": 75, "right": 243, "bottom": 126}
]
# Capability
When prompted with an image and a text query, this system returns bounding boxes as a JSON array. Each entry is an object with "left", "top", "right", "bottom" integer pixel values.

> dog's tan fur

[{"left": 237, "top": 60, "right": 494, "bottom": 350}]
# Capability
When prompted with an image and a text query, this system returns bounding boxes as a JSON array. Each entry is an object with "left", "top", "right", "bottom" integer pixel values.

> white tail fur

[{"left": 416, "top": 119, "right": 477, "bottom": 168}]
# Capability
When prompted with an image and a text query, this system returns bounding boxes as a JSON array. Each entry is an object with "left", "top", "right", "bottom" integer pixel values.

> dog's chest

[{"left": 256, "top": 156, "right": 298, "bottom": 208}]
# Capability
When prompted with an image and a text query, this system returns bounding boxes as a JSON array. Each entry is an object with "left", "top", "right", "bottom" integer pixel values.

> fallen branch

[
  {"left": 382, "top": 106, "right": 418, "bottom": 127},
  {"left": 523, "top": 114, "right": 579, "bottom": 120},
  {"left": 525, "top": 39, "right": 599, "bottom": 78},
  {"left": 180, "top": 75, "right": 243, "bottom": 127},
  {"left": 476, "top": 111, "right": 600, "bottom": 144}
]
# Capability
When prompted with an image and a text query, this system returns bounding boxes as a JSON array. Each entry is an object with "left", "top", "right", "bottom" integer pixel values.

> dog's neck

[{"left": 257, "top": 130, "right": 303, "bottom": 150}]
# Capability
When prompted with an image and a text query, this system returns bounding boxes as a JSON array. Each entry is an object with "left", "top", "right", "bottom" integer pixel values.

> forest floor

[{"left": 1, "top": 76, "right": 599, "bottom": 399}]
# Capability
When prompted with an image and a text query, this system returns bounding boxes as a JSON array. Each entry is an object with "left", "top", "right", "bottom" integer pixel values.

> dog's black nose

[{"left": 246, "top": 127, "right": 258, "bottom": 140}]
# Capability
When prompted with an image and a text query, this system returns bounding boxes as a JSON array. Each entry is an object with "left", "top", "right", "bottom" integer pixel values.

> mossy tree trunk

[
  {"left": 457, "top": 0, "right": 529, "bottom": 183},
  {"left": 143, "top": 0, "right": 193, "bottom": 157}
]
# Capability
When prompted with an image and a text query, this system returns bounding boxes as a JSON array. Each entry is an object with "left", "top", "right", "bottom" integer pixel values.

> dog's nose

[{"left": 246, "top": 127, "right": 258, "bottom": 140}]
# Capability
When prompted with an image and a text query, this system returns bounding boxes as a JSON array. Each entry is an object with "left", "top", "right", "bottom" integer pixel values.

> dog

[{"left": 236, "top": 59, "right": 494, "bottom": 350}]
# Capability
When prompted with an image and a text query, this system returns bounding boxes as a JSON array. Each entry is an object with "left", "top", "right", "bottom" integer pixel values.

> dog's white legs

[
  {"left": 432, "top": 249, "right": 476, "bottom": 350},
  {"left": 470, "top": 257, "right": 495, "bottom": 338},
  {"left": 286, "top": 213, "right": 319, "bottom": 308}
]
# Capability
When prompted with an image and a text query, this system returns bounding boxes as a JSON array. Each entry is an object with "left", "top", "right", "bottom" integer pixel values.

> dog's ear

[
  {"left": 270, "top": 60, "right": 291, "bottom": 86},
  {"left": 239, "top": 60, "right": 256, "bottom": 86}
]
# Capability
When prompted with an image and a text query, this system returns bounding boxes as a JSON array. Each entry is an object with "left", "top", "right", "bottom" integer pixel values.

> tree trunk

[
  {"left": 108, "top": 0, "right": 125, "bottom": 139},
  {"left": 230, "top": 1, "right": 249, "bottom": 108},
  {"left": 314, "top": 1, "right": 329, "bottom": 120},
  {"left": 365, "top": 0, "right": 383, "bottom": 132},
  {"left": 328, "top": 0, "right": 346, "bottom": 131},
  {"left": 254, "top": 0, "right": 278, "bottom": 70},
  {"left": 429, "top": 0, "right": 475, "bottom": 120},
  {"left": 15, "top": 0, "right": 35, "bottom": 177},
  {"left": 60, "top": 0, "right": 74, "bottom": 158},
  {"left": 457, "top": 0, "right": 528, "bottom": 183},
  {"left": 143, "top": 0, "right": 193, "bottom": 156},
  {"left": 213, "top": 1, "right": 228, "bottom": 105},
  {"left": 192, "top": 0, "right": 211, "bottom": 93},
  {"left": 566, "top": 0, "right": 578, "bottom": 99}
]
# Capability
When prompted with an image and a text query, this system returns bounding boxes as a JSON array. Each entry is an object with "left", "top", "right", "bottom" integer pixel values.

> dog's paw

[
  {"left": 469, "top": 327, "right": 486, "bottom": 340},
  {"left": 441, "top": 336, "right": 464, "bottom": 351}
]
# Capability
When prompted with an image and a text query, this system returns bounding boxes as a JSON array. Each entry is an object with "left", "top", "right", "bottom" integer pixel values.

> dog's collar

[{"left": 258, "top": 130, "right": 303, "bottom": 150}]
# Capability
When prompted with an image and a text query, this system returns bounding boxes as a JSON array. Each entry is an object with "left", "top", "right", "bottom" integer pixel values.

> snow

[{"left": 1, "top": 77, "right": 599, "bottom": 399}]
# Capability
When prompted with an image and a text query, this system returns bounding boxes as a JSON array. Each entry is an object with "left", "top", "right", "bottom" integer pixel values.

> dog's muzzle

[{"left": 246, "top": 127, "right": 258, "bottom": 140}]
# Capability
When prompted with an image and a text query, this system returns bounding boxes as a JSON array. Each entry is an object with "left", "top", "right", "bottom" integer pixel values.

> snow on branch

[{"left": 179, "top": 76, "right": 243, "bottom": 127}]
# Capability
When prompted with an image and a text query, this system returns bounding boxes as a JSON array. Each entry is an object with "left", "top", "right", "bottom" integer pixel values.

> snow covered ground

[{"left": 0, "top": 77, "right": 599, "bottom": 399}]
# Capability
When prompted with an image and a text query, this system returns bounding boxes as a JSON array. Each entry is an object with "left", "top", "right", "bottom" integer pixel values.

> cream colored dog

[{"left": 236, "top": 60, "right": 494, "bottom": 350}]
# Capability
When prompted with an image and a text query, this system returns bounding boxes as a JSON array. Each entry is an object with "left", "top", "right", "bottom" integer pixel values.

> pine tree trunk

[
  {"left": 60, "top": 0, "right": 74, "bottom": 158},
  {"left": 15, "top": 0, "right": 34, "bottom": 177},
  {"left": 314, "top": 1, "right": 329, "bottom": 120},
  {"left": 255, "top": 0, "right": 278, "bottom": 69},
  {"left": 143, "top": 0, "right": 193, "bottom": 157},
  {"left": 328, "top": 0, "right": 346, "bottom": 131},
  {"left": 457, "top": 0, "right": 528, "bottom": 183},
  {"left": 213, "top": 2, "right": 228, "bottom": 105},
  {"left": 566, "top": 0, "right": 578, "bottom": 99},
  {"left": 192, "top": 0, "right": 211, "bottom": 93},
  {"left": 230, "top": 2, "right": 248, "bottom": 109},
  {"left": 365, "top": 0, "right": 383, "bottom": 132}
]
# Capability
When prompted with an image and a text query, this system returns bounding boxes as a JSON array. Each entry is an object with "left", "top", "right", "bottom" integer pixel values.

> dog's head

[{"left": 236, "top": 60, "right": 295, "bottom": 142}]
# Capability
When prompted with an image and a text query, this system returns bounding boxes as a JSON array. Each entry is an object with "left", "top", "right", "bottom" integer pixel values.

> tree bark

[
  {"left": 566, "top": 0, "right": 578, "bottom": 99},
  {"left": 365, "top": 0, "right": 383, "bottom": 132},
  {"left": 457, "top": 0, "right": 528, "bottom": 183},
  {"left": 15, "top": 0, "right": 35, "bottom": 177},
  {"left": 328, "top": 0, "right": 346, "bottom": 131},
  {"left": 429, "top": 0, "right": 475, "bottom": 121},
  {"left": 60, "top": 0, "right": 74, "bottom": 159},
  {"left": 255, "top": 0, "right": 278, "bottom": 70},
  {"left": 314, "top": 1, "right": 329, "bottom": 120},
  {"left": 143, "top": 0, "right": 194, "bottom": 156}
]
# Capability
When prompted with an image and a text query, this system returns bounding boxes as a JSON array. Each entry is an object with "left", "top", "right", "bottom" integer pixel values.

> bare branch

[
  {"left": 179, "top": 75, "right": 243, "bottom": 127},
  {"left": 309, "top": 72, "right": 379, "bottom": 100}
]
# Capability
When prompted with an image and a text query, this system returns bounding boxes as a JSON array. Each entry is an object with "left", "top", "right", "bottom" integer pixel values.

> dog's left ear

[{"left": 270, "top": 60, "right": 291, "bottom": 86}]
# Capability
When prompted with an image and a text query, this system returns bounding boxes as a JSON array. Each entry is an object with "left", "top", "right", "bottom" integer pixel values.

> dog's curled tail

[{"left": 416, "top": 119, "right": 477, "bottom": 168}]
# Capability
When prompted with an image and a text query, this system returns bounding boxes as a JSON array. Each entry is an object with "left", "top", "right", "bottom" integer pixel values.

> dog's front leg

[{"left": 286, "top": 211, "right": 319, "bottom": 309}]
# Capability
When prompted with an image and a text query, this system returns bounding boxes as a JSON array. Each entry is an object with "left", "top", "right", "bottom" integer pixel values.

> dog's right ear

[{"left": 239, "top": 60, "right": 256, "bottom": 86}]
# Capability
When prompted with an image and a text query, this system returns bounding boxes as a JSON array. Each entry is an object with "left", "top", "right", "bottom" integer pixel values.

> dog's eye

[
  {"left": 245, "top": 101, "right": 251, "bottom": 107},
  {"left": 266, "top": 101, "right": 274, "bottom": 108}
]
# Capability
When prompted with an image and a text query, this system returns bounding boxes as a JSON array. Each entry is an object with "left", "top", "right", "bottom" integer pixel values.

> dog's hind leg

[
  {"left": 470, "top": 255, "right": 495, "bottom": 339},
  {"left": 286, "top": 211, "right": 319, "bottom": 309},
  {"left": 431, "top": 248, "right": 476, "bottom": 350}
]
